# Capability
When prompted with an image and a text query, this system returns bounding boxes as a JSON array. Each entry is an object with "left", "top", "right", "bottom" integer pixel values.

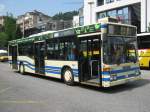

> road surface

[{"left": 0, "top": 62, "right": 150, "bottom": 112}]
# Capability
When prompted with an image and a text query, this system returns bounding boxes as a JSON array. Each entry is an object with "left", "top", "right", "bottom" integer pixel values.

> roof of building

[{"left": 18, "top": 10, "right": 51, "bottom": 18}]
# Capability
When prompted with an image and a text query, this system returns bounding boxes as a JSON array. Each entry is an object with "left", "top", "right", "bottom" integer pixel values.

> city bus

[
  {"left": 8, "top": 18, "right": 141, "bottom": 87},
  {"left": 137, "top": 33, "right": 150, "bottom": 68}
]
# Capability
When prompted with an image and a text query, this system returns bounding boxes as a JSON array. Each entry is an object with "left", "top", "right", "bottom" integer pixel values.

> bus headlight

[
  {"left": 110, "top": 74, "right": 117, "bottom": 81},
  {"left": 135, "top": 70, "right": 141, "bottom": 75}
]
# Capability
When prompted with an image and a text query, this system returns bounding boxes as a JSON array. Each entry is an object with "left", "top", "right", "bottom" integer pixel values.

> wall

[{"left": 84, "top": 0, "right": 140, "bottom": 25}]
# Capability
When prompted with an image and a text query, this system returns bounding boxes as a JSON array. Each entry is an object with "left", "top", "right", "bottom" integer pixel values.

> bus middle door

[
  {"left": 79, "top": 36, "right": 101, "bottom": 85},
  {"left": 34, "top": 42, "right": 45, "bottom": 75},
  {"left": 11, "top": 45, "right": 18, "bottom": 70}
]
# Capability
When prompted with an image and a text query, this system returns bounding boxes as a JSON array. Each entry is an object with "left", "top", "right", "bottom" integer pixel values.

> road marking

[
  {"left": 0, "top": 100, "right": 44, "bottom": 104},
  {"left": 0, "top": 87, "right": 11, "bottom": 94}
]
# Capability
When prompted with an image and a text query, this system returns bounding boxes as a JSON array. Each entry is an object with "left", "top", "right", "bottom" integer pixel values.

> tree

[
  {"left": 15, "top": 25, "right": 22, "bottom": 39},
  {"left": 0, "top": 32, "right": 8, "bottom": 48},
  {"left": 52, "top": 11, "right": 79, "bottom": 20},
  {"left": 4, "top": 15, "right": 17, "bottom": 41},
  {"left": 0, "top": 14, "right": 22, "bottom": 48}
]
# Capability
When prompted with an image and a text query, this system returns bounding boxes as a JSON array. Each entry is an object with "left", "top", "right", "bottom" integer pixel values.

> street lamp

[{"left": 88, "top": 0, "right": 94, "bottom": 24}]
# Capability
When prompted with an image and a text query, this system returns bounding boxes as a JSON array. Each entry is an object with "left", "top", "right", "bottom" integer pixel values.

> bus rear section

[{"left": 137, "top": 33, "right": 150, "bottom": 68}]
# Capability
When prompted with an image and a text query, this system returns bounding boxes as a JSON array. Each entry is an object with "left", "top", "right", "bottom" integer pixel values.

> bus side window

[
  {"left": 47, "top": 42, "right": 55, "bottom": 60},
  {"left": 67, "top": 43, "right": 78, "bottom": 61}
]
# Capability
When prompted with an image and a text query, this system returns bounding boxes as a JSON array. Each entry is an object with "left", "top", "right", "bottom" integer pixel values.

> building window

[
  {"left": 97, "top": 7, "right": 129, "bottom": 24},
  {"left": 79, "top": 16, "right": 84, "bottom": 26},
  {"left": 107, "top": 10, "right": 117, "bottom": 18},
  {"left": 117, "top": 7, "right": 129, "bottom": 24},
  {"left": 97, "top": 12, "right": 107, "bottom": 19},
  {"left": 106, "top": 0, "right": 114, "bottom": 4},
  {"left": 97, "top": 0, "right": 104, "bottom": 6}
]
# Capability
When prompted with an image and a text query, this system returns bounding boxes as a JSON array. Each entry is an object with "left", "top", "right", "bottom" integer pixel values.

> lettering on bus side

[{"left": 75, "top": 24, "right": 101, "bottom": 35}]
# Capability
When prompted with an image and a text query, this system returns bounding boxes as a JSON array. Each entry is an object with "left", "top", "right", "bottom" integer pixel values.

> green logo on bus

[{"left": 75, "top": 23, "right": 101, "bottom": 35}]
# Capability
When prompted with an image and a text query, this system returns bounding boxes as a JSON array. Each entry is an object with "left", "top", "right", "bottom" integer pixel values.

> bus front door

[
  {"left": 80, "top": 36, "right": 101, "bottom": 85},
  {"left": 11, "top": 46, "right": 18, "bottom": 70},
  {"left": 34, "top": 42, "right": 45, "bottom": 75}
]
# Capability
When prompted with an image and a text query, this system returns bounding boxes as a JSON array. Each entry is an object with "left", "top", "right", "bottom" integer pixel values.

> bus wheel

[
  {"left": 63, "top": 68, "right": 74, "bottom": 86},
  {"left": 19, "top": 64, "right": 25, "bottom": 75}
]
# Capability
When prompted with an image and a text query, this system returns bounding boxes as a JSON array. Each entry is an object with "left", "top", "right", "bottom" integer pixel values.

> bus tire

[
  {"left": 19, "top": 64, "right": 25, "bottom": 75},
  {"left": 63, "top": 68, "right": 74, "bottom": 86}
]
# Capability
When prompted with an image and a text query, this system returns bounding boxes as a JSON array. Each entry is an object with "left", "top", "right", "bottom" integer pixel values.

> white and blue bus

[{"left": 8, "top": 18, "right": 141, "bottom": 87}]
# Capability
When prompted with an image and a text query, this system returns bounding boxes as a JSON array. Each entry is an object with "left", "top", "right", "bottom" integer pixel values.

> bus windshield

[{"left": 103, "top": 36, "right": 137, "bottom": 65}]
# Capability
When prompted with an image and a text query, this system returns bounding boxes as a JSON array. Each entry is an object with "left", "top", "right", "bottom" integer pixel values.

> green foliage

[
  {"left": 4, "top": 15, "right": 17, "bottom": 41},
  {"left": 0, "top": 14, "right": 22, "bottom": 48},
  {"left": 52, "top": 11, "right": 78, "bottom": 20},
  {"left": 15, "top": 25, "right": 22, "bottom": 39},
  {"left": 0, "top": 32, "right": 8, "bottom": 48}
]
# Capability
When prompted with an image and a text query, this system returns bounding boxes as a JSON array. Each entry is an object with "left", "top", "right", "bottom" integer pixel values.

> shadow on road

[
  {"left": 18, "top": 72, "right": 150, "bottom": 94},
  {"left": 16, "top": 72, "right": 64, "bottom": 84},
  {"left": 79, "top": 79, "right": 150, "bottom": 94}
]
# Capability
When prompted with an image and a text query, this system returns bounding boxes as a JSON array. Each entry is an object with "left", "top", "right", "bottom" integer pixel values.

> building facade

[
  {"left": 17, "top": 10, "right": 51, "bottom": 37},
  {"left": 39, "top": 19, "right": 73, "bottom": 31},
  {"left": 73, "top": 7, "right": 84, "bottom": 27},
  {"left": 0, "top": 16, "right": 5, "bottom": 31},
  {"left": 17, "top": 10, "right": 73, "bottom": 37},
  {"left": 84, "top": 0, "right": 150, "bottom": 33},
  {"left": 0, "top": 16, "right": 5, "bottom": 26}
]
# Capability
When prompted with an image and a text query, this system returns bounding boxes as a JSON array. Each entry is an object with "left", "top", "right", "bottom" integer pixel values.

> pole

[
  {"left": 88, "top": 1, "right": 94, "bottom": 24},
  {"left": 145, "top": 0, "right": 147, "bottom": 32},
  {"left": 90, "top": 3, "right": 92, "bottom": 24}
]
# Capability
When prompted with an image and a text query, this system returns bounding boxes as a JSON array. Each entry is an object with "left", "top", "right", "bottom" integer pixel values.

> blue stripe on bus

[
  {"left": 102, "top": 67, "right": 139, "bottom": 75},
  {"left": 18, "top": 60, "right": 78, "bottom": 71},
  {"left": 101, "top": 24, "right": 107, "bottom": 28},
  {"left": 110, "top": 67, "right": 139, "bottom": 74},
  {"left": 102, "top": 74, "right": 140, "bottom": 82},
  {"left": 102, "top": 71, "right": 110, "bottom": 75},
  {"left": 20, "top": 61, "right": 78, "bottom": 72},
  {"left": 45, "top": 66, "right": 61, "bottom": 70},
  {"left": 21, "top": 61, "right": 79, "bottom": 76},
  {"left": 117, "top": 75, "right": 126, "bottom": 80},
  {"left": 102, "top": 78, "right": 110, "bottom": 81}
]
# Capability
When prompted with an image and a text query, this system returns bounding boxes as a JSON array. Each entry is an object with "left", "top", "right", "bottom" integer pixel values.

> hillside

[{"left": 52, "top": 11, "right": 79, "bottom": 20}]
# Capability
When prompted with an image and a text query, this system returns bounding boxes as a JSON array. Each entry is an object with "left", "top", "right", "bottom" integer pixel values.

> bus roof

[
  {"left": 8, "top": 18, "right": 136, "bottom": 45},
  {"left": 9, "top": 23, "right": 102, "bottom": 45},
  {"left": 29, "top": 30, "right": 56, "bottom": 38},
  {"left": 137, "top": 32, "right": 150, "bottom": 36}
]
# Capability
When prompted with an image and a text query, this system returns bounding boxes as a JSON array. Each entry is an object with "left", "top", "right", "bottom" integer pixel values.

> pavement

[{"left": 0, "top": 62, "right": 150, "bottom": 112}]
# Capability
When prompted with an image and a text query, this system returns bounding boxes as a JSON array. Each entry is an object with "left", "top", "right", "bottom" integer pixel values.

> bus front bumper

[{"left": 103, "top": 75, "right": 141, "bottom": 87}]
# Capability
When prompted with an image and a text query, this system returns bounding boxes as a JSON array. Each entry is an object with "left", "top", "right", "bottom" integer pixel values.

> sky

[{"left": 0, "top": 0, "right": 83, "bottom": 17}]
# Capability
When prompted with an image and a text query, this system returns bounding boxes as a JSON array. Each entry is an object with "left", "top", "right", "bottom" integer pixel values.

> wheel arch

[{"left": 61, "top": 65, "right": 72, "bottom": 80}]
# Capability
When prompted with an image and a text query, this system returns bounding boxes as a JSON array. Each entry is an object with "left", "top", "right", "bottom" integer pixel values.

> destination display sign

[
  {"left": 108, "top": 24, "right": 136, "bottom": 36},
  {"left": 75, "top": 23, "right": 101, "bottom": 35}
]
